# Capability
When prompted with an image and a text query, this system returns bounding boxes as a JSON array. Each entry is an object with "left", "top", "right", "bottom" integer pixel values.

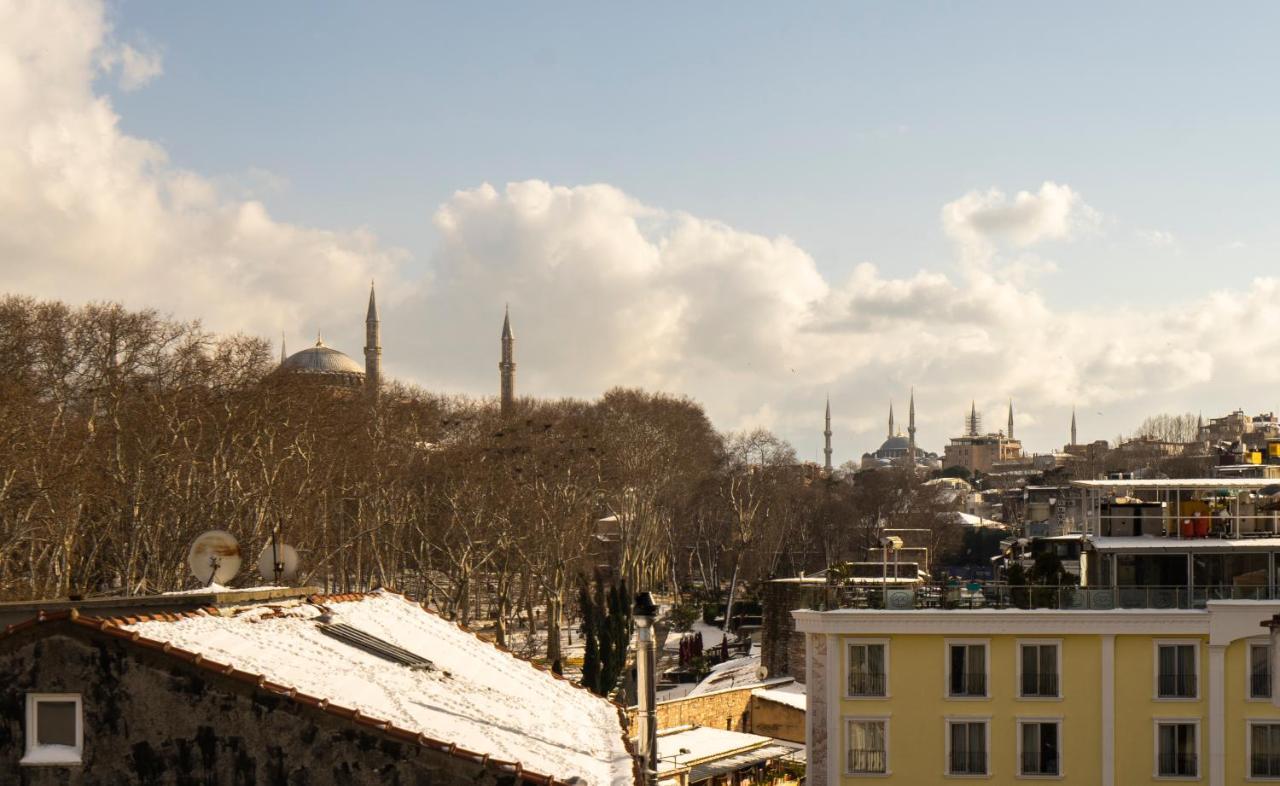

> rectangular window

[
  {"left": 1156, "top": 722, "right": 1197, "bottom": 778},
  {"left": 949, "top": 643, "right": 987, "bottom": 697},
  {"left": 948, "top": 720, "right": 988, "bottom": 775},
  {"left": 1019, "top": 721, "right": 1061, "bottom": 776},
  {"left": 1252, "top": 723, "right": 1280, "bottom": 779},
  {"left": 21, "top": 693, "right": 83, "bottom": 766},
  {"left": 847, "top": 643, "right": 887, "bottom": 697},
  {"left": 846, "top": 719, "right": 887, "bottom": 774},
  {"left": 1156, "top": 643, "right": 1197, "bottom": 699},
  {"left": 1252, "top": 643, "right": 1273, "bottom": 700},
  {"left": 1020, "top": 643, "right": 1060, "bottom": 698}
]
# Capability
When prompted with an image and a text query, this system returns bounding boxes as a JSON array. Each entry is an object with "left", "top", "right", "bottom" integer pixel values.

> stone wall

[
  {"left": 0, "top": 624, "right": 537, "bottom": 786},
  {"left": 747, "top": 695, "right": 804, "bottom": 744},
  {"left": 628, "top": 679, "right": 798, "bottom": 736},
  {"left": 761, "top": 580, "right": 826, "bottom": 683}
]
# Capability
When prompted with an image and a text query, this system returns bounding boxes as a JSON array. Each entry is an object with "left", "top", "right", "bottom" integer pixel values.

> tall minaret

[
  {"left": 500, "top": 305, "right": 515, "bottom": 415},
  {"left": 908, "top": 388, "right": 917, "bottom": 466},
  {"left": 280, "top": 333, "right": 287, "bottom": 366},
  {"left": 1070, "top": 408, "right": 1078, "bottom": 446},
  {"left": 1007, "top": 399, "right": 1015, "bottom": 439},
  {"left": 823, "top": 396, "right": 833, "bottom": 475},
  {"left": 364, "top": 281, "right": 381, "bottom": 396},
  {"left": 888, "top": 401, "right": 895, "bottom": 439}
]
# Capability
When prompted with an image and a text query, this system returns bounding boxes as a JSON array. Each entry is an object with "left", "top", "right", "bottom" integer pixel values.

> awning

[{"left": 687, "top": 744, "right": 802, "bottom": 783}]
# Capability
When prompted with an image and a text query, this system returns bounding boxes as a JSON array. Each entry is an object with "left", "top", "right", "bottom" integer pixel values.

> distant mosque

[
  {"left": 821, "top": 391, "right": 940, "bottom": 474},
  {"left": 274, "top": 283, "right": 516, "bottom": 412}
]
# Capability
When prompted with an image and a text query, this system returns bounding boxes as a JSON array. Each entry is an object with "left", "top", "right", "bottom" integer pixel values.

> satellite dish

[
  {"left": 756, "top": 665, "right": 769, "bottom": 681},
  {"left": 257, "top": 533, "right": 300, "bottom": 583},
  {"left": 187, "top": 530, "right": 242, "bottom": 587}
]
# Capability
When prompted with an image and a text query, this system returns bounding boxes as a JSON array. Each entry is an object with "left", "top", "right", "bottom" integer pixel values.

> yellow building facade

[{"left": 795, "top": 602, "right": 1280, "bottom": 785}]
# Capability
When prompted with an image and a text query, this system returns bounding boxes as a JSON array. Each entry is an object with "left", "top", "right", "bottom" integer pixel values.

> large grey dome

[
  {"left": 275, "top": 339, "right": 366, "bottom": 389},
  {"left": 878, "top": 435, "right": 910, "bottom": 452}
]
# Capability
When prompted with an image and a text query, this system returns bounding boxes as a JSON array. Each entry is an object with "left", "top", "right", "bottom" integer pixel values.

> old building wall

[
  {"left": 762, "top": 581, "right": 823, "bottom": 683},
  {"left": 746, "top": 697, "right": 803, "bottom": 744},
  {"left": 0, "top": 626, "right": 527, "bottom": 786}
]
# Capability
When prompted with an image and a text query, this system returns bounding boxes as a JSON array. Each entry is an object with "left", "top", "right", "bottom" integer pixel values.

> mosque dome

[
  {"left": 878, "top": 435, "right": 910, "bottom": 453},
  {"left": 275, "top": 337, "right": 365, "bottom": 388}
]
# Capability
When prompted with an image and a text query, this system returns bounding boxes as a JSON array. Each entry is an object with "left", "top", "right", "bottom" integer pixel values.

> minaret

[
  {"left": 500, "top": 305, "right": 515, "bottom": 415},
  {"left": 364, "top": 281, "right": 381, "bottom": 397},
  {"left": 823, "top": 396, "right": 833, "bottom": 475},
  {"left": 968, "top": 401, "right": 979, "bottom": 436},
  {"left": 1007, "top": 399, "right": 1014, "bottom": 440},
  {"left": 888, "top": 401, "right": 895, "bottom": 439},
  {"left": 1070, "top": 408, "right": 1078, "bottom": 446},
  {"left": 280, "top": 333, "right": 287, "bottom": 365},
  {"left": 908, "top": 388, "right": 917, "bottom": 467}
]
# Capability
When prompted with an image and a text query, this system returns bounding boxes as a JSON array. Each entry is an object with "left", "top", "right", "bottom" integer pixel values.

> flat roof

[
  {"left": 1072, "top": 479, "right": 1275, "bottom": 490},
  {"left": 1088, "top": 536, "right": 1280, "bottom": 552}
]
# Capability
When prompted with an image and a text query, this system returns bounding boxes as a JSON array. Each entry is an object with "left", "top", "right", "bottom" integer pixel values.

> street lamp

[{"left": 634, "top": 592, "right": 659, "bottom": 786}]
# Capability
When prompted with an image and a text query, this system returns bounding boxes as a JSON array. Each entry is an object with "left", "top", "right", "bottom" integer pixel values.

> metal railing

[
  {"left": 1020, "top": 751, "right": 1060, "bottom": 776},
  {"left": 847, "top": 749, "right": 886, "bottom": 774},
  {"left": 949, "top": 750, "right": 987, "bottom": 775},
  {"left": 847, "top": 673, "right": 887, "bottom": 696},
  {"left": 1252, "top": 753, "right": 1280, "bottom": 778},
  {"left": 949, "top": 672, "right": 986, "bottom": 697},
  {"left": 829, "top": 582, "right": 1280, "bottom": 611},
  {"left": 1020, "top": 672, "right": 1059, "bottom": 697},
  {"left": 1157, "top": 673, "right": 1197, "bottom": 699},
  {"left": 1158, "top": 752, "right": 1197, "bottom": 777},
  {"left": 1252, "top": 672, "right": 1272, "bottom": 699}
]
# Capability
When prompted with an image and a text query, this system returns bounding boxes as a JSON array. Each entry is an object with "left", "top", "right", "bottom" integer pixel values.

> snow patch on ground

[{"left": 124, "top": 591, "right": 633, "bottom": 786}]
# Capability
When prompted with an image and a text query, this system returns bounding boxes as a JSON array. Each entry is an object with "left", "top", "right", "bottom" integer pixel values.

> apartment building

[{"left": 795, "top": 602, "right": 1280, "bottom": 785}]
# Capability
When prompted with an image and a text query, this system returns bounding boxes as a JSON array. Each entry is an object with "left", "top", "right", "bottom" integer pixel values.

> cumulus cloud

[
  {"left": 4, "top": 0, "right": 1280, "bottom": 460},
  {"left": 101, "top": 42, "right": 163, "bottom": 91}
]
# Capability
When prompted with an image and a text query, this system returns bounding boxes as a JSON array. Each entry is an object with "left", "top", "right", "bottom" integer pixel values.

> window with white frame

[
  {"left": 845, "top": 719, "right": 887, "bottom": 774},
  {"left": 21, "top": 693, "right": 83, "bottom": 766},
  {"left": 1251, "top": 642, "right": 1273, "bottom": 699},
  {"left": 947, "top": 719, "right": 988, "bottom": 776},
  {"left": 1156, "top": 721, "right": 1197, "bottom": 778},
  {"left": 1252, "top": 722, "right": 1280, "bottom": 779},
  {"left": 847, "top": 642, "right": 887, "bottom": 697},
  {"left": 1018, "top": 720, "right": 1060, "bottom": 777},
  {"left": 948, "top": 642, "right": 987, "bottom": 697},
  {"left": 1019, "top": 642, "right": 1060, "bottom": 698},
  {"left": 1156, "top": 643, "right": 1197, "bottom": 699}
]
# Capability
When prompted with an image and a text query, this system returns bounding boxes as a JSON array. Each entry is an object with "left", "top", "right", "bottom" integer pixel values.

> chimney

[{"left": 633, "top": 592, "right": 659, "bottom": 786}]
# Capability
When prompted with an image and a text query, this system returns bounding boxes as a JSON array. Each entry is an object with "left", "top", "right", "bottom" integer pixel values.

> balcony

[
  {"left": 948, "top": 672, "right": 986, "bottom": 697},
  {"left": 948, "top": 750, "right": 987, "bottom": 775},
  {"left": 1020, "top": 751, "right": 1059, "bottom": 776},
  {"left": 1157, "top": 672, "right": 1197, "bottom": 699},
  {"left": 1020, "top": 672, "right": 1059, "bottom": 697},
  {"left": 1252, "top": 672, "right": 1272, "bottom": 698},
  {"left": 1158, "top": 753, "right": 1197, "bottom": 777},
  {"left": 846, "top": 749, "right": 887, "bottom": 774},
  {"left": 1252, "top": 754, "right": 1280, "bottom": 778},
  {"left": 847, "top": 673, "right": 887, "bottom": 697},
  {"left": 827, "top": 582, "right": 1280, "bottom": 611}
]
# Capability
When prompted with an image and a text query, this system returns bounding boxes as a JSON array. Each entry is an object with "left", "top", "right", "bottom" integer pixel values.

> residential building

[{"left": 796, "top": 601, "right": 1280, "bottom": 785}]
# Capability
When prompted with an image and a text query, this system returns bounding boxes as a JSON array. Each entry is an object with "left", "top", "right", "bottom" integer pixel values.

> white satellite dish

[
  {"left": 187, "top": 530, "right": 242, "bottom": 587},
  {"left": 257, "top": 535, "right": 300, "bottom": 583}
]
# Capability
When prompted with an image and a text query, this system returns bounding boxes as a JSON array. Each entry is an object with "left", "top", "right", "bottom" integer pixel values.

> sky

[{"left": 3, "top": 0, "right": 1280, "bottom": 462}]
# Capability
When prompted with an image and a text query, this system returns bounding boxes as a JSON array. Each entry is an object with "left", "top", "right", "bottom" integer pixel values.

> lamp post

[{"left": 634, "top": 592, "right": 659, "bottom": 786}]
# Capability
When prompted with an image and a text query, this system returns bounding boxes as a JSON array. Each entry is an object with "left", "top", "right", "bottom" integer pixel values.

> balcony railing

[
  {"left": 1020, "top": 751, "right": 1060, "bottom": 776},
  {"left": 847, "top": 672, "right": 887, "bottom": 696},
  {"left": 829, "top": 582, "right": 1280, "bottom": 611},
  {"left": 1252, "top": 753, "right": 1280, "bottom": 778},
  {"left": 1157, "top": 673, "right": 1197, "bottom": 699},
  {"left": 1020, "top": 672, "right": 1059, "bottom": 697},
  {"left": 949, "top": 672, "right": 986, "bottom": 697},
  {"left": 1158, "top": 752, "right": 1197, "bottom": 777},
  {"left": 949, "top": 750, "right": 987, "bottom": 775},
  {"left": 847, "top": 749, "right": 887, "bottom": 774},
  {"left": 1252, "top": 672, "right": 1272, "bottom": 699}
]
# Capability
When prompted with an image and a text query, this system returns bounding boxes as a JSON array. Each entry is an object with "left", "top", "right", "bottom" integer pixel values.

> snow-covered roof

[
  {"left": 656, "top": 726, "right": 773, "bottom": 772},
  {"left": 121, "top": 591, "right": 634, "bottom": 786},
  {"left": 686, "top": 654, "right": 761, "bottom": 696},
  {"left": 750, "top": 682, "right": 805, "bottom": 711}
]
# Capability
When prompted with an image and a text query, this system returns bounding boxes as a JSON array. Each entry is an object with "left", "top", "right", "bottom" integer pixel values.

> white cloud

[
  {"left": 3, "top": 0, "right": 1280, "bottom": 462},
  {"left": 1139, "top": 229, "right": 1177, "bottom": 246},
  {"left": 110, "top": 43, "right": 163, "bottom": 91}
]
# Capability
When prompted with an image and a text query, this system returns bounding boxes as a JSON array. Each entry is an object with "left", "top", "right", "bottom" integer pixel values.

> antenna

[
  {"left": 256, "top": 528, "right": 300, "bottom": 583},
  {"left": 187, "top": 530, "right": 243, "bottom": 587}
]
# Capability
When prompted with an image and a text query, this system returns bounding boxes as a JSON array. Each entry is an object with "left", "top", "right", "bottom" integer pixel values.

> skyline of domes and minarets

[{"left": 274, "top": 282, "right": 516, "bottom": 411}]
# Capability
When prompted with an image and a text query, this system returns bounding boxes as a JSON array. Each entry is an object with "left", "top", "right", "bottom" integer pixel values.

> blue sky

[{"left": 5, "top": 0, "right": 1280, "bottom": 461}]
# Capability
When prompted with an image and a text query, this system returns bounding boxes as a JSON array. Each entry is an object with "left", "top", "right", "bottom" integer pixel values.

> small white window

[
  {"left": 21, "top": 693, "right": 83, "bottom": 766},
  {"left": 847, "top": 642, "right": 888, "bottom": 697},
  {"left": 845, "top": 719, "right": 888, "bottom": 774},
  {"left": 1019, "top": 641, "right": 1061, "bottom": 698},
  {"left": 947, "top": 719, "right": 988, "bottom": 775},
  {"left": 1251, "top": 642, "right": 1273, "bottom": 699},
  {"left": 1155, "top": 643, "right": 1197, "bottom": 699},
  {"left": 948, "top": 641, "right": 988, "bottom": 698},
  {"left": 1018, "top": 720, "right": 1061, "bottom": 776}
]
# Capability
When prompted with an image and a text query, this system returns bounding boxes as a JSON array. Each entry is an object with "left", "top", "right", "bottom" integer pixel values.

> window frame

[
  {"left": 945, "top": 638, "right": 991, "bottom": 700},
  {"left": 1153, "top": 640, "right": 1200, "bottom": 701},
  {"left": 1015, "top": 716, "right": 1063, "bottom": 779},
  {"left": 21, "top": 692, "right": 83, "bottom": 767},
  {"left": 845, "top": 639, "right": 890, "bottom": 700},
  {"left": 843, "top": 715, "right": 890, "bottom": 777},
  {"left": 1152, "top": 718, "right": 1200, "bottom": 780},
  {"left": 1016, "top": 639, "right": 1063, "bottom": 700},
  {"left": 1248, "top": 639, "right": 1273, "bottom": 702},
  {"left": 944, "top": 716, "right": 991, "bottom": 778},
  {"left": 1247, "top": 719, "right": 1280, "bottom": 780}
]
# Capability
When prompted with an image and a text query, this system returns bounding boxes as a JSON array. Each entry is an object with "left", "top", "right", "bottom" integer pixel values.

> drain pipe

[{"left": 633, "top": 592, "right": 659, "bottom": 786}]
